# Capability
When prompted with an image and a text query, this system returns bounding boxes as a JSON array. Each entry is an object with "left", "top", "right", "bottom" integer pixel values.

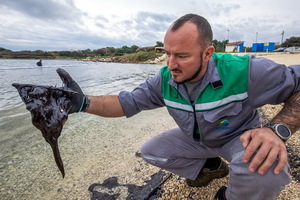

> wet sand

[{"left": 1, "top": 108, "right": 177, "bottom": 199}]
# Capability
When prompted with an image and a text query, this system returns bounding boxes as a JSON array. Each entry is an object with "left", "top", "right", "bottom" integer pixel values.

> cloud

[
  {"left": 83, "top": 11, "right": 175, "bottom": 48},
  {"left": 0, "top": 0, "right": 89, "bottom": 50},
  {"left": 0, "top": 0, "right": 299, "bottom": 51},
  {"left": 208, "top": 3, "right": 240, "bottom": 16},
  {"left": 0, "top": 0, "right": 83, "bottom": 21},
  {"left": 123, "top": 12, "right": 175, "bottom": 44},
  {"left": 1, "top": 11, "right": 174, "bottom": 51}
]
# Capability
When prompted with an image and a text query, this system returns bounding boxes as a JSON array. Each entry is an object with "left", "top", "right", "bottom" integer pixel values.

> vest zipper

[{"left": 192, "top": 105, "right": 201, "bottom": 141}]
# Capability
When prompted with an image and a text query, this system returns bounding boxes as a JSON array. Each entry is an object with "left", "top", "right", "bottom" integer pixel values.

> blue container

[
  {"left": 252, "top": 43, "right": 263, "bottom": 52},
  {"left": 251, "top": 43, "right": 257, "bottom": 52},
  {"left": 237, "top": 42, "right": 244, "bottom": 52},
  {"left": 252, "top": 42, "right": 275, "bottom": 52},
  {"left": 263, "top": 42, "right": 275, "bottom": 51}
]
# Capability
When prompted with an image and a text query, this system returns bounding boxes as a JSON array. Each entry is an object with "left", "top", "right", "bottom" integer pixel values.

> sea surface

[
  {"left": 0, "top": 59, "right": 162, "bottom": 112},
  {"left": 0, "top": 59, "right": 164, "bottom": 198},
  {"left": 0, "top": 58, "right": 162, "bottom": 141}
]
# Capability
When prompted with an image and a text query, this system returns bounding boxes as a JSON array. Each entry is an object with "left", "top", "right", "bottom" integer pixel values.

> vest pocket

[
  {"left": 203, "top": 102, "right": 242, "bottom": 123},
  {"left": 167, "top": 107, "right": 194, "bottom": 136}
]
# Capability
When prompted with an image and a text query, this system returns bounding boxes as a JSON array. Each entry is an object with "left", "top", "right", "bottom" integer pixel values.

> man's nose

[{"left": 167, "top": 55, "right": 177, "bottom": 69}]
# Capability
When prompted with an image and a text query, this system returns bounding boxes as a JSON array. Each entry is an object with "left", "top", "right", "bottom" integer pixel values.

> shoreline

[
  {"left": 1, "top": 51, "right": 299, "bottom": 66},
  {"left": 82, "top": 51, "right": 300, "bottom": 65}
]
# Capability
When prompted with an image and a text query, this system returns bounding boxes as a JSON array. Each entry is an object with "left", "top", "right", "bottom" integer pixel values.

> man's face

[{"left": 164, "top": 22, "right": 204, "bottom": 83}]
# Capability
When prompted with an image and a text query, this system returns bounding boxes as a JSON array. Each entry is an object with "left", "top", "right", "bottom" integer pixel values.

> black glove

[{"left": 56, "top": 68, "right": 88, "bottom": 113}]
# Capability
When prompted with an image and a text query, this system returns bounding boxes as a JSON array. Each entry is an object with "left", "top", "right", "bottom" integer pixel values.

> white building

[{"left": 225, "top": 41, "right": 244, "bottom": 53}]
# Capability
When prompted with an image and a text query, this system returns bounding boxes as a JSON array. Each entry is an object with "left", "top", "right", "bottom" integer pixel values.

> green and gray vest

[
  {"left": 161, "top": 53, "right": 249, "bottom": 133},
  {"left": 161, "top": 53, "right": 249, "bottom": 112}
]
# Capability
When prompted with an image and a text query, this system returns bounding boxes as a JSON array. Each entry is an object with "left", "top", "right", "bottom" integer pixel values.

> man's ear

[{"left": 202, "top": 46, "right": 215, "bottom": 62}]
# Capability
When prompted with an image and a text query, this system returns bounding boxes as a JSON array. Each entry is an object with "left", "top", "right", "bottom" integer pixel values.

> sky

[{"left": 0, "top": 0, "right": 299, "bottom": 51}]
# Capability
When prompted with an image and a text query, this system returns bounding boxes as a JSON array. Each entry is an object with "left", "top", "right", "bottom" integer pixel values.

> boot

[
  {"left": 214, "top": 186, "right": 227, "bottom": 200},
  {"left": 186, "top": 157, "right": 229, "bottom": 187}
]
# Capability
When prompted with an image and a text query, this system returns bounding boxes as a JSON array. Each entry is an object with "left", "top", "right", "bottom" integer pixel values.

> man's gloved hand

[{"left": 56, "top": 68, "right": 86, "bottom": 114}]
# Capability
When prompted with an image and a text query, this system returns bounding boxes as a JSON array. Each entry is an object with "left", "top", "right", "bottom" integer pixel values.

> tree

[
  {"left": 212, "top": 39, "right": 228, "bottom": 52},
  {"left": 93, "top": 48, "right": 106, "bottom": 56},
  {"left": 130, "top": 45, "right": 139, "bottom": 53},
  {"left": 105, "top": 47, "right": 116, "bottom": 55},
  {"left": 115, "top": 47, "right": 125, "bottom": 55},
  {"left": 281, "top": 36, "right": 300, "bottom": 47},
  {"left": 155, "top": 41, "right": 164, "bottom": 47},
  {"left": 121, "top": 46, "right": 130, "bottom": 54},
  {"left": 81, "top": 49, "right": 91, "bottom": 56},
  {"left": 115, "top": 45, "right": 139, "bottom": 54},
  {"left": 0, "top": 47, "right": 8, "bottom": 51}
]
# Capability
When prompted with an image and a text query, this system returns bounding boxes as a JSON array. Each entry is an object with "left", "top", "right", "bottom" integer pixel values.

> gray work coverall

[{"left": 119, "top": 54, "right": 300, "bottom": 199}]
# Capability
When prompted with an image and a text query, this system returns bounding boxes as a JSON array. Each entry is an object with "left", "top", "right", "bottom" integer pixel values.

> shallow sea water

[{"left": 0, "top": 59, "right": 167, "bottom": 199}]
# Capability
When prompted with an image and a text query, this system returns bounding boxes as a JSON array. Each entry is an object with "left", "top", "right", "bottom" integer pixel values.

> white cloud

[{"left": 0, "top": 0, "right": 299, "bottom": 50}]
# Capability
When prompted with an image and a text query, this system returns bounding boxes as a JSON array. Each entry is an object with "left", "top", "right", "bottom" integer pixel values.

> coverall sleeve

[
  {"left": 118, "top": 72, "right": 165, "bottom": 118},
  {"left": 248, "top": 55, "right": 300, "bottom": 107}
]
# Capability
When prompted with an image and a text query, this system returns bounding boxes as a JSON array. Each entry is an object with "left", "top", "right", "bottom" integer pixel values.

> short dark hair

[{"left": 171, "top": 14, "right": 213, "bottom": 47}]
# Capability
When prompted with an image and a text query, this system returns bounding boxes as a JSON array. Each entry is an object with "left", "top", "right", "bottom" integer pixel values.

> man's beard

[{"left": 174, "top": 64, "right": 202, "bottom": 84}]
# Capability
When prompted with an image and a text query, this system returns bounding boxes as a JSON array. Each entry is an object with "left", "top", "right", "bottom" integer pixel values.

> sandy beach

[
  {"left": 1, "top": 107, "right": 178, "bottom": 199},
  {"left": 1, "top": 52, "right": 299, "bottom": 200}
]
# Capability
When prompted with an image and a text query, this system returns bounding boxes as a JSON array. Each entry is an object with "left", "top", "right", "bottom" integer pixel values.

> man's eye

[{"left": 179, "top": 55, "right": 188, "bottom": 58}]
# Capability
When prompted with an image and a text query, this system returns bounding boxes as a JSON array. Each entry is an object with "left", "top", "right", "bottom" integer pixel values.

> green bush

[{"left": 117, "top": 52, "right": 162, "bottom": 63}]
